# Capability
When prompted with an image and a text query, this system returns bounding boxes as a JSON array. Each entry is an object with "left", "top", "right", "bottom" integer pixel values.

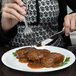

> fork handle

[{"left": 23, "top": 17, "right": 28, "bottom": 28}]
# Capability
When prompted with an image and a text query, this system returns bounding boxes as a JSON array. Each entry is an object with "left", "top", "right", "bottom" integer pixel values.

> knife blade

[{"left": 41, "top": 30, "right": 64, "bottom": 46}]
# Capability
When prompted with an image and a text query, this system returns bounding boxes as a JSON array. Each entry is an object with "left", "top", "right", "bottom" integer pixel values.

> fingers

[
  {"left": 2, "top": 0, "right": 26, "bottom": 21},
  {"left": 63, "top": 15, "right": 71, "bottom": 36},
  {"left": 11, "top": 0, "right": 24, "bottom": 6},
  {"left": 3, "top": 12, "right": 18, "bottom": 21},
  {"left": 2, "top": 12, "right": 19, "bottom": 31},
  {"left": 3, "top": 7, "right": 24, "bottom": 21},
  {"left": 63, "top": 14, "right": 76, "bottom": 36},
  {"left": 70, "top": 14, "right": 76, "bottom": 31},
  {"left": 3, "top": 2, "right": 26, "bottom": 21},
  {"left": 4, "top": 3, "right": 26, "bottom": 16}
]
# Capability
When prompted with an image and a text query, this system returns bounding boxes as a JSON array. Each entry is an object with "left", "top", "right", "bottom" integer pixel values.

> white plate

[{"left": 1, "top": 46, "right": 75, "bottom": 72}]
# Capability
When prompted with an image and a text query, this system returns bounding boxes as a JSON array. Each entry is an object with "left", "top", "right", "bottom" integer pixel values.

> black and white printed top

[{"left": 10, "top": 0, "right": 65, "bottom": 47}]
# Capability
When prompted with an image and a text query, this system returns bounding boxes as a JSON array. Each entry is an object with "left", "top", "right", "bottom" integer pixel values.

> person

[{"left": 0, "top": 0, "right": 76, "bottom": 47}]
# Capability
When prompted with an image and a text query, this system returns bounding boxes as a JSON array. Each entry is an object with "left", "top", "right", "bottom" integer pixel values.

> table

[{"left": 0, "top": 46, "right": 76, "bottom": 76}]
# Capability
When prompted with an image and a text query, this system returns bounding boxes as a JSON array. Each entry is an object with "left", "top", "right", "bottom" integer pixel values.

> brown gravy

[
  {"left": 16, "top": 57, "right": 28, "bottom": 63},
  {"left": 19, "top": 58, "right": 28, "bottom": 63},
  {"left": 17, "top": 57, "right": 59, "bottom": 69},
  {"left": 27, "top": 61, "right": 59, "bottom": 69},
  {"left": 36, "top": 43, "right": 42, "bottom": 47},
  {"left": 28, "top": 61, "right": 44, "bottom": 69},
  {"left": 18, "top": 58, "right": 44, "bottom": 69}
]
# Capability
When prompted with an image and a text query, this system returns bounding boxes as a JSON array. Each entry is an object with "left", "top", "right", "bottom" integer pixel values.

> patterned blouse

[{"left": 10, "top": 0, "right": 65, "bottom": 47}]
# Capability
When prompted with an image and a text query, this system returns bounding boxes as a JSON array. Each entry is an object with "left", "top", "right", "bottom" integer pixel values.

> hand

[
  {"left": 1, "top": 0, "right": 26, "bottom": 31},
  {"left": 63, "top": 13, "right": 76, "bottom": 36}
]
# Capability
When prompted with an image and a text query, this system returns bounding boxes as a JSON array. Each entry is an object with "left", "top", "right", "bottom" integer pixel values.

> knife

[{"left": 40, "top": 30, "right": 64, "bottom": 46}]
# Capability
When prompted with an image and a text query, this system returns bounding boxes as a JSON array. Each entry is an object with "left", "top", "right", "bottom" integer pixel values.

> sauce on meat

[
  {"left": 36, "top": 43, "right": 42, "bottom": 47},
  {"left": 27, "top": 61, "right": 60, "bottom": 68},
  {"left": 28, "top": 61, "right": 44, "bottom": 69},
  {"left": 19, "top": 58, "right": 28, "bottom": 63}
]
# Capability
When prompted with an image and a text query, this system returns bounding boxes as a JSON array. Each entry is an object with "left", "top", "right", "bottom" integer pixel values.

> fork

[
  {"left": 23, "top": 0, "right": 33, "bottom": 35},
  {"left": 23, "top": 17, "right": 33, "bottom": 35}
]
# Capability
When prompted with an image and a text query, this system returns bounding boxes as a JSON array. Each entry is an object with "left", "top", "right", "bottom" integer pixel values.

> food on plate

[
  {"left": 16, "top": 47, "right": 36, "bottom": 58},
  {"left": 41, "top": 53, "right": 64, "bottom": 67},
  {"left": 19, "top": 57, "right": 29, "bottom": 63},
  {"left": 38, "top": 49, "right": 51, "bottom": 57},
  {"left": 59, "top": 57, "right": 70, "bottom": 67},
  {"left": 27, "top": 49, "right": 43, "bottom": 61},
  {"left": 27, "top": 49, "right": 50, "bottom": 61},
  {"left": 36, "top": 43, "right": 42, "bottom": 47},
  {"left": 13, "top": 47, "right": 69, "bottom": 69}
]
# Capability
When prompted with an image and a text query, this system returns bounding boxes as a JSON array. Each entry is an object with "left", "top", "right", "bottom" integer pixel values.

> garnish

[
  {"left": 12, "top": 51, "right": 17, "bottom": 56},
  {"left": 59, "top": 57, "right": 70, "bottom": 67}
]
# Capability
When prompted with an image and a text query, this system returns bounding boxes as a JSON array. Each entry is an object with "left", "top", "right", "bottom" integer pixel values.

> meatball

[
  {"left": 16, "top": 47, "right": 36, "bottom": 58},
  {"left": 27, "top": 49, "right": 51, "bottom": 61},
  {"left": 41, "top": 53, "right": 64, "bottom": 67},
  {"left": 27, "top": 49, "right": 43, "bottom": 61},
  {"left": 19, "top": 58, "right": 29, "bottom": 63},
  {"left": 38, "top": 49, "right": 51, "bottom": 57}
]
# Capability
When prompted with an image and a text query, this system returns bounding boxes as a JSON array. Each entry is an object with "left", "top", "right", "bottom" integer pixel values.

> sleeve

[{"left": 66, "top": 0, "right": 76, "bottom": 11}]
